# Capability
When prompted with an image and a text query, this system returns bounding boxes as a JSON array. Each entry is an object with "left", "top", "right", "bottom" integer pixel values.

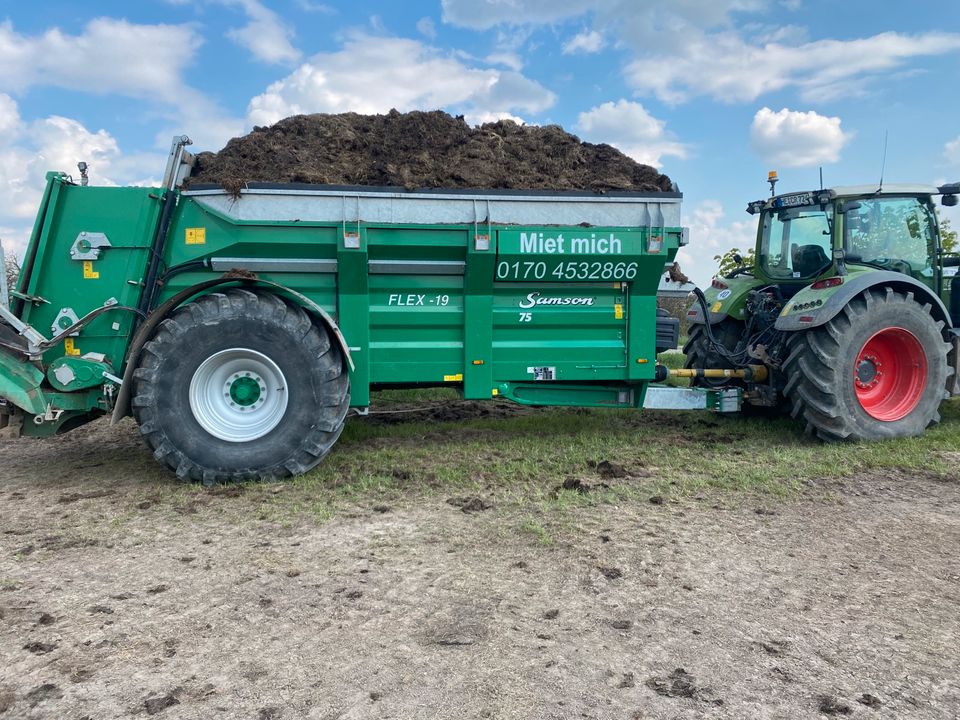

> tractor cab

[{"left": 748, "top": 184, "right": 947, "bottom": 302}]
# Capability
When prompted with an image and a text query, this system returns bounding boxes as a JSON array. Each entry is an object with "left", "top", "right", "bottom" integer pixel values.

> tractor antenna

[
  {"left": 819, "top": 166, "right": 823, "bottom": 191},
  {"left": 878, "top": 130, "right": 888, "bottom": 193}
]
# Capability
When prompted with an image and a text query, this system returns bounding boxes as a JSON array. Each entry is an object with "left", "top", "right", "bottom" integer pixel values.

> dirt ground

[
  {"left": 188, "top": 110, "right": 673, "bottom": 193},
  {"left": 1, "top": 412, "right": 959, "bottom": 719}
]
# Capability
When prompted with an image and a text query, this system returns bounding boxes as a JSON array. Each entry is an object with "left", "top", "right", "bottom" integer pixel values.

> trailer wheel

[
  {"left": 782, "top": 287, "right": 950, "bottom": 441},
  {"left": 132, "top": 289, "right": 349, "bottom": 483}
]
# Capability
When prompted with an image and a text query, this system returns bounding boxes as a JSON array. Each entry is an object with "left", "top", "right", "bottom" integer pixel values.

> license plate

[{"left": 778, "top": 193, "right": 812, "bottom": 207}]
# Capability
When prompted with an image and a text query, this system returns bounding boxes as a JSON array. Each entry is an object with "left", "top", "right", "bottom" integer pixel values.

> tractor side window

[
  {"left": 759, "top": 206, "right": 833, "bottom": 280},
  {"left": 844, "top": 197, "right": 933, "bottom": 278}
]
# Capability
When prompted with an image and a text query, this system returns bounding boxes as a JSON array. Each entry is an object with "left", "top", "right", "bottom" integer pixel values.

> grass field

[{"left": 133, "top": 373, "right": 960, "bottom": 536}]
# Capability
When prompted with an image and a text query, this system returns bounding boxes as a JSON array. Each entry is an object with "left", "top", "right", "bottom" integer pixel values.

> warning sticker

[{"left": 185, "top": 227, "right": 206, "bottom": 245}]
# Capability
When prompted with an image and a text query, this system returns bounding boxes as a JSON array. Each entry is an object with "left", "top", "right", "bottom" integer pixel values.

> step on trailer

[{"left": 0, "top": 136, "right": 733, "bottom": 483}]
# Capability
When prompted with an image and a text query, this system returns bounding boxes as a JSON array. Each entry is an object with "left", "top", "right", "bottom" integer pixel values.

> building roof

[{"left": 657, "top": 276, "right": 696, "bottom": 298}]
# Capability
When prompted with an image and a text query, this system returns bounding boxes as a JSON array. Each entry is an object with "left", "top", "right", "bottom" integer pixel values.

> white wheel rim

[{"left": 189, "top": 348, "right": 288, "bottom": 442}]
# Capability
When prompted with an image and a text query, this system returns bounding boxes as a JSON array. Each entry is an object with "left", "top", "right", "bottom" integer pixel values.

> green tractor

[{"left": 685, "top": 174, "right": 960, "bottom": 440}]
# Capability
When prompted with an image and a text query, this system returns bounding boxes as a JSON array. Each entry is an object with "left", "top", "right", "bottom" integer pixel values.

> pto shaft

[{"left": 656, "top": 365, "right": 769, "bottom": 383}]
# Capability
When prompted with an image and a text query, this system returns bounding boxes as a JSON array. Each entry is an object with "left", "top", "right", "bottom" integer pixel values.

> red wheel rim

[{"left": 853, "top": 327, "right": 927, "bottom": 421}]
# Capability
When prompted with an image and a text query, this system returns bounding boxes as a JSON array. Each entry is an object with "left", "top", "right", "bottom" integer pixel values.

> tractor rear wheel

[
  {"left": 132, "top": 289, "right": 350, "bottom": 483},
  {"left": 782, "top": 288, "right": 950, "bottom": 440}
]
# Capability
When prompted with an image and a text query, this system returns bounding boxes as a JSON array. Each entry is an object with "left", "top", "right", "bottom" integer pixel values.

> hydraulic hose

[{"left": 692, "top": 286, "right": 737, "bottom": 360}]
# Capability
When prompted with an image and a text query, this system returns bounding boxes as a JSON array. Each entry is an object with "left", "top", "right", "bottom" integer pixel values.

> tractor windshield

[
  {"left": 842, "top": 196, "right": 935, "bottom": 281},
  {"left": 759, "top": 205, "right": 834, "bottom": 280}
]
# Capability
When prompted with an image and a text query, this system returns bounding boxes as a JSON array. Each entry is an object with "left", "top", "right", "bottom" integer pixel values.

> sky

[{"left": 1, "top": 0, "right": 959, "bottom": 286}]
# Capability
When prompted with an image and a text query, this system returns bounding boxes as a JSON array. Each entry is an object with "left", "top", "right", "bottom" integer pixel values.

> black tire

[
  {"left": 682, "top": 319, "right": 745, "bottom": 389},
  {"left": 132, "top": 289, "right": 350, "bottom": 483},
  {"left": 782, "top": 287, "right": 951, "bottom": 441}
]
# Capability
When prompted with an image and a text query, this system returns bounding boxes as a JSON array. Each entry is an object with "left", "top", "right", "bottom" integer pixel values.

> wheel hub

[
  {"left": 189, "top": 348, "right": 288, "bottom": 442},
  {"left": 853, "top": 328, "right": 926, "bottom": 422},
  {"left": 854, "top": 355, "right": 881, "bottom": 388},
  {"left": 227, "top": 374, "right": 264, "bottom": 409}
]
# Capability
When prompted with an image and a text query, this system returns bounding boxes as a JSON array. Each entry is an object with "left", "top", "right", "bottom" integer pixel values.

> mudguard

[
  {"left": 775, "top": 270, "right": 950, "bottom": 332},
  {"left": 685, "top": 273, "right": 757, "bottom": 325},
  {"left": 111, "top": 276, "right": 354, "bottom": 423}
]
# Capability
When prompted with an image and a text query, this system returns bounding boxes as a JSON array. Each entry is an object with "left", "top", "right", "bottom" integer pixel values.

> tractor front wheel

[
  {"left": 783, "top": 288, "right": 950, "bottom": 440},
  {"left": 682, "top": 319, "right": 746, "bottom": 389},
  {"left": 132, "top": 289, "right": 350, "bottom": 483}
]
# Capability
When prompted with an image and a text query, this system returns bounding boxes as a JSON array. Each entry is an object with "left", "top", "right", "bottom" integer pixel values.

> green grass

[
  {"left": 184, "top": 382, "right": 960, "bottom": 527},
  {"left": 518, "top": 517, "right": 554, "bottom": 546}
]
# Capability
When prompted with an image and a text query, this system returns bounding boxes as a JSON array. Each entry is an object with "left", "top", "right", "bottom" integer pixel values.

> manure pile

[{"left": 189, "top": 110, "right": 674, "bottom": 193}]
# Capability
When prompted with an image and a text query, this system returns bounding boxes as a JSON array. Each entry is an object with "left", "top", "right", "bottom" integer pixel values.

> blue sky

[{"left": 2, "top": 0, "right": 959, "bottom": 285}]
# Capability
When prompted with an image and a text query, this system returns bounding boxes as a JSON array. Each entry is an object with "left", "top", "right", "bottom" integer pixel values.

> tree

[
  {"left": 940, "top": 213, "right": 957, "bottom": 254},
  {"left": 712, "top": 247, "right": 756, "bottom": 278},
  {"left": 3, "top": 249, "right": 20, "bottom": 307}
]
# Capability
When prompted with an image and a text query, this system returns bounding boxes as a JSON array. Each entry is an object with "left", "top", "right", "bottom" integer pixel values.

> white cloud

[
  {"left": 0, "top": 18, "right": 244, "bottom": 152},
  {"left": 246, "top": 32, "right": 555, "bottom": 127},
  {"left": 677, "top": 199, "right": 757, "bottom": 287},
  {"left": 417, "top": 17, "right": 437, "bottom": 39},
  {"left": 222, "top": 0, "right": 301, "bottom": 64},
  {"left": 441, "top": 0, "right": 597, "bottom": 30},
  {"left": 563, "top": 30, "right": 603, "bottom": 55},
  {"left": 627, "top": 31, "right": 960, "bottom": 104},
  {"left": 442, "top": 2, "right": 960, "bottom": 104},
  {"left": 295, "top": 0, "right": 335, "bottom": 12},
  {"left": 0, "top": 93, "right": 21, "bottom": 136},
  {"left": 946, "top": 137, "right": 960, "bottom": 166},
  {"left": 575, "top": 99, "right": 686, "bottom": 168},
  {"left": 0, "top": 94, "right": 165, "bottom": 258},
  {"left": 464, "top": 111, "right": 526, "bottom": 126},
  {"left": 0, "top": 18, "right": 201, "bottom": 103},
  {"left": 485, "top": 51, "right": 524, "bottom": 71},
  {"left": 750, "top": 107, "right": 850, "bottom": 168}
]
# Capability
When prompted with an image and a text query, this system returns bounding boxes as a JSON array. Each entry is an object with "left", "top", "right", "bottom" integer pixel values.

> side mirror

[
  {"left": 943, "top": 194, "right": 958, "bottom": 207},
  {"left": 733, "top": 253, "right": 743, "bottom": 266},
  {"left": 833, "top": 248, "right": 847, "bottom": 277}
]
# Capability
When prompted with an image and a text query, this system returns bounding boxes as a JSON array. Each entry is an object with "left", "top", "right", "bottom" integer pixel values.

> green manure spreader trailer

[{"left": 0, "top": 136, "right": 734, "bottom": 483}]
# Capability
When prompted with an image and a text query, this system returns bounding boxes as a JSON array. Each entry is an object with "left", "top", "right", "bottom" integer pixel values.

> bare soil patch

[
  {"left": 1, "top": 418, "right": 959, "bottom": 718},
  {"left": 188, "top": 110, "right": 674, "bottom": 193}
]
